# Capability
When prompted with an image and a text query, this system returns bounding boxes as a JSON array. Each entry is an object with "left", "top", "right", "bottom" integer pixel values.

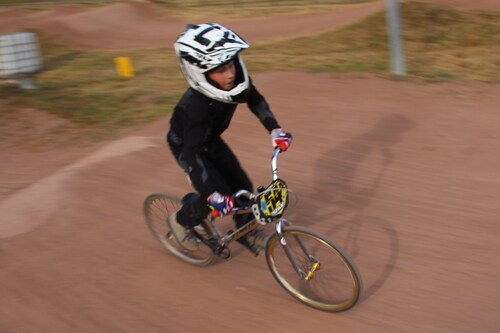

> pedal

[{"left": 215, "top": 244, "right": 231, "bottom": 259}]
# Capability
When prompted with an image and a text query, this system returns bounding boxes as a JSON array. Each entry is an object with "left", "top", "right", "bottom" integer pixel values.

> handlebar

[{"left": 271, "top": 147, "right": 281, "bottom": 181}]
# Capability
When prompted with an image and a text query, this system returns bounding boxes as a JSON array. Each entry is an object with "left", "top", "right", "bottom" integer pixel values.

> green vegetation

[
  {"left": 247, "top": 2, "right": 500, "bottom": 80},
  {"left": 1, "top": 39, "right": 183, "bottom": 142},
  {"left": 402, "top": 3, "right": 500, "bottom": 80},
  {"left": 1, "top": 1, "right": 499, "bottom": 144}
]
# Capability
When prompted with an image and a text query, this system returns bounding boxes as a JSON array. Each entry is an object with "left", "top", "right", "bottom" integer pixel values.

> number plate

[{"left": 259, "top": 179, "right": 288, "bottom": 218}]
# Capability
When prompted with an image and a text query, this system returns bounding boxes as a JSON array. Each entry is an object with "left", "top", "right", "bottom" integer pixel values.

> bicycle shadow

[{"left": 296, "top": 114, "right": 415, "bottom": 301}]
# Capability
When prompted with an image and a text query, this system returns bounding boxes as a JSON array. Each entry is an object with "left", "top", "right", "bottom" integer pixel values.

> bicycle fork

[{"left": 276, "top": 219, "right": 321, "bottom": 281}]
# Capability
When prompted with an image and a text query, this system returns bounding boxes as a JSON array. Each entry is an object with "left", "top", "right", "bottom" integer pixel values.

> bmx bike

[{"left": 143, "top": 148, "right": 362, "bottom": 312}]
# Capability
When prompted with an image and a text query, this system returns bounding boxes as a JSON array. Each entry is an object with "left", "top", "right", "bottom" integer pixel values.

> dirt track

[
  {"left": 1, "top": 1, "right": 500, "bottom": 332},
  {"left": 0, "top": 0, "right": 385, "bottom": 49}
]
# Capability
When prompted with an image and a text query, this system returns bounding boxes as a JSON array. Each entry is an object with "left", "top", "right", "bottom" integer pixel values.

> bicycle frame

[
  {"left": 196, "top": 200, "right": 260, "bottom": 257},
  {"left": 196, "top": 148, "right": 319, "bottom": 279}
]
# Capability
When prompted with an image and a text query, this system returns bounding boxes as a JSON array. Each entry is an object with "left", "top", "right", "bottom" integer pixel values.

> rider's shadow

[{"left": 295, "top": 114, "right": 415, "bottom": 300}]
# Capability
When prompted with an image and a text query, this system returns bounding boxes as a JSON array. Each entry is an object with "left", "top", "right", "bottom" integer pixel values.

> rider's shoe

[
  {"left": 247, "top": 228, "right": 267, "bottom": 249},
  {"left": 168, "top": 212, "right": 198, "bottom": 251},
  {"left": 237, "top": 228, "right": 267, "bottom": 255}
]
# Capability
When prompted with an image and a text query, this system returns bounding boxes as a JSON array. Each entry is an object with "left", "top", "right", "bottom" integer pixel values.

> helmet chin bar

[
  {"left": 181, "top": 54, "right": 250, "bottom": 104},
  {"left": 199, "top": 81, "right": 248, "bottom": 103}
]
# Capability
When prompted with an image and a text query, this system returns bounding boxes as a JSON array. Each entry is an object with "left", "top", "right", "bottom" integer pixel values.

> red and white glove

[
  {"left": 207, "top": 191, "right": 234, "bottom": 217},
  {"left": 271, "top": 128, "right": 293, "bottom": 152}
]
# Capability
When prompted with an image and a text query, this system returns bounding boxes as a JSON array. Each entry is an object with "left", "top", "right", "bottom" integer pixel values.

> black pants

[{"left": 168, "top": 133, "right": 253, "bottom": 227}]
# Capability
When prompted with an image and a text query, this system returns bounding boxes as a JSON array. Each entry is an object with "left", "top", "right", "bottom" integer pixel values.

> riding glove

[
  {"left": 207, "top": 191, "right": 235, "bottom": 217},
  {"left": 271, "top": 128, "right": 293, "bottom": 152}
]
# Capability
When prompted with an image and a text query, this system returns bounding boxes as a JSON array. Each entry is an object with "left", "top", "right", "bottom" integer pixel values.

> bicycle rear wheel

[
  {"left": 265, "top": 226, "right": 361, "bottom": 312},
  {"left": 143, "top": 192, "right": 216, "bottom": 267}
]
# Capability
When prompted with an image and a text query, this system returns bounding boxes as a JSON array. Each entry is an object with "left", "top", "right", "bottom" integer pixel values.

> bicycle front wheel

[
  {"left": 143, "top": 192, "right": 216, "bottom": 267},
  {"left": 265, "top": 226, "right": 362, "bottom": 312}
]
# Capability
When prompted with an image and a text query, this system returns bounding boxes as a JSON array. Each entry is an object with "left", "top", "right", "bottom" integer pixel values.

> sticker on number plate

[{"left": 259, "top": 179, "right": 288, "bottom": 218}]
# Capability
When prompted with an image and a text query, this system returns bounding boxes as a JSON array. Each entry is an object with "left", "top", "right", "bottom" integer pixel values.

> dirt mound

[
  {"left": 36, "top": 1, "right": 183, "bottom": 49},
  {"left": 1, "top": 0, "right": 499, "bottom": 45},
  {"left": 0, "top": 0, "right": 384, "bottom": 49},
  {"left": 0, "top": 4, "right": 88, "bottom": 32},
  {"left": 220, "top": 0, "right": 384, "bottom": 43},
  {"left": 0, "top": 8, "right": 32, "bottom": 20}
]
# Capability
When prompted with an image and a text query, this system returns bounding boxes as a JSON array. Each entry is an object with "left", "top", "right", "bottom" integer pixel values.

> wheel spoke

[
  {"left": 266, "top": 226, "right": 361, "bottom": 312},
  {"left": 143, "top": 193, "right": 215, "bottom": 267}
]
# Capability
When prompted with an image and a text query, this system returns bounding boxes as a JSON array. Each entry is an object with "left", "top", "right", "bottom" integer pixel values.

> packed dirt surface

[
  {"left": 0, "top": 0, "right": 385, "bottom": 49},
  {"left": 1, "top": 1, "right": 500, "bottom": 332},
  {"left": 3, "top": 0, "right": 498, "bottom": 49}
]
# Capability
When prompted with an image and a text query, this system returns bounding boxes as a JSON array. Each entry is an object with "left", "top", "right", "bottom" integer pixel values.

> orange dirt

[{"left": 1, "top": 1, "right": 500, "bottom": 332}]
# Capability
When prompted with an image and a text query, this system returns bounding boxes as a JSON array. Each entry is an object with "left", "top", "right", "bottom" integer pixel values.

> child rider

[{"left": 166, "top": 23, "right": 292, "bottom": 254}]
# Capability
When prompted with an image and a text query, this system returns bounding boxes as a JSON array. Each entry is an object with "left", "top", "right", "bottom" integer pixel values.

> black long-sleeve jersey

[{"left": 168, "top": 81, "right": 280, "bottom": 171}]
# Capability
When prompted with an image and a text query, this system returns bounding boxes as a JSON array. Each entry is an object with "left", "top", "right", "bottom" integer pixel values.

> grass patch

[
  {"left": 402, "top": 2, "right": 500, "bottom": 80},
  {"left": 246, "top": 1, "right": 500, "bottom": 81},
  {"left": 0, "top": 36, "right": 186, "bottom": 143},
  {"left": 1, "top": 1, "right": 499, "bottom": 145}
]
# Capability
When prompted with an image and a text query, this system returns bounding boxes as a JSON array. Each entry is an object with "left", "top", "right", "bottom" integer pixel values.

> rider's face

[{"left": 207, "top": 60, "right": 236, "bottom": 91}]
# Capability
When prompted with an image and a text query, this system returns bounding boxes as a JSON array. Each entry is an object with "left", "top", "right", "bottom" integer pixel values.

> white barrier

[{"left": 0, "top": 32, "right": 43, "bottom": 89}]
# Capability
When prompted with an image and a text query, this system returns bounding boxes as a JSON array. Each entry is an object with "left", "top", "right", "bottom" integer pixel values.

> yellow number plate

[{"left": 259, "top": 179, "right": 288, "bottom": 218}]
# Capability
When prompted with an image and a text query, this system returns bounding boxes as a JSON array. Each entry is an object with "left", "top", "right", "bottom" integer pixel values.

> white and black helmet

[{"left": 174, "top": 23, "right": 250, "bottom": 103}]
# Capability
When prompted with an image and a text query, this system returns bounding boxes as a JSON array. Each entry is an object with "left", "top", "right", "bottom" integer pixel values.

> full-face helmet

[{"left": 174, "top": 23, "right": 250, "bottom": 103}]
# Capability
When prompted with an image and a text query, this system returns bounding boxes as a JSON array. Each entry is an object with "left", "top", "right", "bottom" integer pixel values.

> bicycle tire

[
  {"left": 142, "top": 192, "right": 216, "bottom": 267},
  {"left": 265, "top": 226, "right": 362, "bottom": 312}
]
